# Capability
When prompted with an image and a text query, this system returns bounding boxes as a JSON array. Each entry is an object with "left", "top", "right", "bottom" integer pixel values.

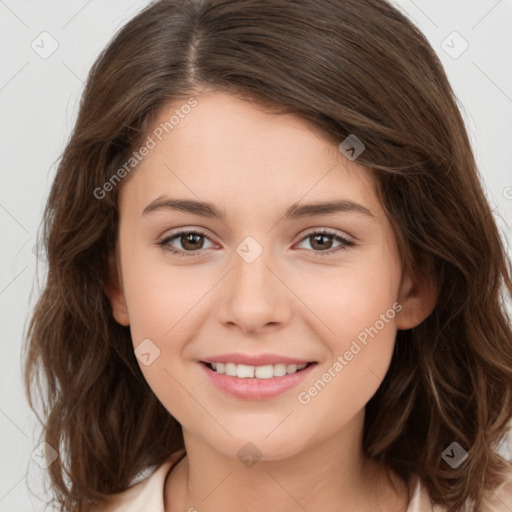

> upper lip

[{"left": 201, "top": 353, "right": 315, "bottom": 366}]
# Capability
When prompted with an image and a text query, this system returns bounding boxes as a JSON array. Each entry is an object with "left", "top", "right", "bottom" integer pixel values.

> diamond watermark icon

[
  {"left": 442, "top": 441, "right": 468, "bottom": 468},
  {"left": 31, "top": 31, "right": 59, "bottom": 59},
  {"left": 237, "top": 442, "right": 263, "bottom": 468},
  {"left": 338, "top": 134, "right": 365, "bottom": 161},
  {"left": 236, "top": 236, "right": 263, "bottom": 264},
  {"left": 135, "top": 338, "right": 161, "bottom": 366},
  {"left": 31, "top": 442, "right": 59, "bottom": 469},
  {"left": 441, "top": 31, "right": 469, "bottom": 59}
]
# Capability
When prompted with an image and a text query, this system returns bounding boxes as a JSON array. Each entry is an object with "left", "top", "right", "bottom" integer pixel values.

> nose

[{"left": 216, "top": 238, "right": 292, "bottom": 335}]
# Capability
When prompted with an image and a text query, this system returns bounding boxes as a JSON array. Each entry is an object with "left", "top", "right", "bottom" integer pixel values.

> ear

[
  {"left": 104, "top": 250, "right": 130, "bottom": 326},
  {"left": 395, "top": 270, "right": 438, "bottom": 330}
]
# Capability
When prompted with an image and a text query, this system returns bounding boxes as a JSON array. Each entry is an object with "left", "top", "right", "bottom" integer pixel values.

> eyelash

[{"left": 158, "top": 228, "right": 354, "bottom": 258}]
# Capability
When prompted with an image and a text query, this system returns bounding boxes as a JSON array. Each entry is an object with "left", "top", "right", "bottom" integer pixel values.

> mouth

[
  {"left": 201, "top": 361, "right": 315, "bottom": 379},
  {"left": 199, "top": 358, "right": 318, "bottom": 400}
]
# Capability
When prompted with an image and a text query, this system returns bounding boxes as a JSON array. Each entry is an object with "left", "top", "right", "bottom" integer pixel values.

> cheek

[
  {"left": 120, "top": 250, "right": 216, "bottom": 413},
  {"left": 122, "top": 244, "right": 213, "bottom": 347},
  {"left": 123, "top": 265, "right": 198, "bottom": 419},
  {"left": 294, "top": 253, "right": 400, "bottom": 351},
  {"left": 295, "top": 313, "right": 398, "bottom": 440},
  {"left": 293, "top": 248, "right": 400, "bottom": 414}
]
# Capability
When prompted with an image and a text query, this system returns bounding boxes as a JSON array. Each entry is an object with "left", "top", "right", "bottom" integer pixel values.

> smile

[
  {"left": 199, "top": 359, "right": 317, "bottom": 400},
  {"left": 205, "top": 361, "right": 310, "bottom": 379}
]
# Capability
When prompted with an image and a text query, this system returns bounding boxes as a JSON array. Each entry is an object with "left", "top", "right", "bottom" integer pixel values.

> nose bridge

[
  {"left": 233, "top": 234, "right": 276, "bottom": 302},
  {"left": 235, "top": 236, "right": 271, "bottom": 289},
  {"left": 217, "top": 234, "right": 290, "bottom": 331}
]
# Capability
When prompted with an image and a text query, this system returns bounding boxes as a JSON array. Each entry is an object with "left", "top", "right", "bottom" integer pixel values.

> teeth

[
  {"left": 273, "top": 363, "right": 287, "bottom": 377},
  {"left": 286, "top": 364, "right": 297, "bottom": 374},
  {"left": 237, "top": 364, "right": 255, "bottom": 378},
  {"left": 255, "top": 365, "right": 273, "bottom": 379},
  {"left": 225, "top": 363, "right": 237, "bottom": 376},
  {"left": 208, "top": 361, "right": 310, "bottom": 378}
]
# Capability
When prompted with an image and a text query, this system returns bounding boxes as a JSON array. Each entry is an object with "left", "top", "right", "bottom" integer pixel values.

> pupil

[
  {"left": 183, "top": 233, "right": 202, "bottom": 250},
  {"left": 313, "top": 234, "right": 331, "bottom": 250}
]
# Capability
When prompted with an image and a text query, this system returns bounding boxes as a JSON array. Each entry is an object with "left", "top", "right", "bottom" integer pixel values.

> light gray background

[{"left": 1, "top": 0, "right": 511, "bottom": 510}]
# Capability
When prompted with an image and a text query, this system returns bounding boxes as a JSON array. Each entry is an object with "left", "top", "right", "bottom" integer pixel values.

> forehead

[{"left": 118, "top": 91, "right": 378, "bottom": 215}]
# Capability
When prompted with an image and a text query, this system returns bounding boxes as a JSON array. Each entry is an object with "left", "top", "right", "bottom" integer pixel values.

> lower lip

[{"left": 199, "top": 362, "right": 317, "bottom": 400}]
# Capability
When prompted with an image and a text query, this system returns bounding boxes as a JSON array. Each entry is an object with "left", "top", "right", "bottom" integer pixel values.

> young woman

[{"left": 24, "top": 1, "right": 512, "bottom": 511}]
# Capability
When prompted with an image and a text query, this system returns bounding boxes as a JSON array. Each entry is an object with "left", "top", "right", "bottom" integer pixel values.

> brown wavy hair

[{"left": 23, "top": 0, "right": 512, "bottom": 510}]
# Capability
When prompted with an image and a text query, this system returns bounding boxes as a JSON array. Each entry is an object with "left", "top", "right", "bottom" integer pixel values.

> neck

[{"left": 165, "top": 411, "right": 409, "bottom": 512}]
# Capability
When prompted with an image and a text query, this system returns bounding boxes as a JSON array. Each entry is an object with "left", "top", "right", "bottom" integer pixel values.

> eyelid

[
  {"left": 158, "top": 227, "right": 218, "bottom": 252},
  {"left": 298, "top": 227, "right": 354, "bottom": 243}
]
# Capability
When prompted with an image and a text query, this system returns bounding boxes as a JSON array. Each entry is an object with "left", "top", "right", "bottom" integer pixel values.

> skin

[{"left": 107, "top": 90, "right": 437, "bottom": 512}]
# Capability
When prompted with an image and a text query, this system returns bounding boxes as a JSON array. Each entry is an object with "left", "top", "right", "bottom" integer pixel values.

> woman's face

[{"left": 109, "top": 90, "right": 425, "bottom": 461}]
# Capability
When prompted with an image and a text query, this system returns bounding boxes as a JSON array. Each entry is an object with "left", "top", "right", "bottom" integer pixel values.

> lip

[
  {"left": 201, "top": 352, "right": 313, "bottom": 366},
  {"left": 199, "top": 360, "right": 317, "bottom": 400}
]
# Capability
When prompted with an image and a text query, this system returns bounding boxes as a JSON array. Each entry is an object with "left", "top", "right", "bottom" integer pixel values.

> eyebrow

[{"left": 142, "top": 196, "right": 375, "bottom": 220}]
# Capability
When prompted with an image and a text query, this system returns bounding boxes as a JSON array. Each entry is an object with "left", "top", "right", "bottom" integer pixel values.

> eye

[
  {"left": 295, "top": 229, "right": 354, "bottom": 255},
  {"left": 158, "top": 228, "right": 354, "bottom": 258},
  {"left": 158, "top": 229, "right": 216, "bottom": 257}
]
